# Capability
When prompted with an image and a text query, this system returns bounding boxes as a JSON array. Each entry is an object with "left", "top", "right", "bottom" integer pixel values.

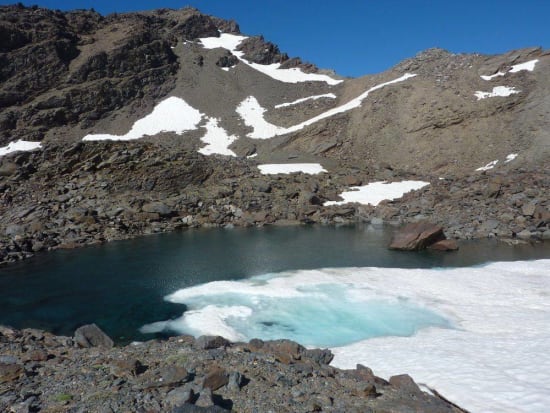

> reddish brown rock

[
  {"left": 389, "top": 221, "right": 446, "bottom": 251},
  {"left": 428, "top": 239, "right": 459, "bottom": 251}
]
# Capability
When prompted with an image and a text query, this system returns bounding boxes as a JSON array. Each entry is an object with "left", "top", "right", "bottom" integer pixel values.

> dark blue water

[{"left": 1, "top": 225, "right": 548, "bottom": 342}]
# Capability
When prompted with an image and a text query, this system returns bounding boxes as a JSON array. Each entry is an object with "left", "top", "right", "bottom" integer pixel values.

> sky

[{"left": 4, "top": 0, "right": 550, "bottom": 77}]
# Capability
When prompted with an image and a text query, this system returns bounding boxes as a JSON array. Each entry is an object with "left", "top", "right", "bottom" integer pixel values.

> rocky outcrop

[{"left": 0, "top": 325, "right": 465, "bottom": 412}]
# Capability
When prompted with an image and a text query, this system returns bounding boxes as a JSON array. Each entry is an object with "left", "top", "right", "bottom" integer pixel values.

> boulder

[
  {"left": 202, "top": 367, "right": 229, "bottom": 391},
  {"left": 74, "top": 323, "right": 114, "bottom": 349},
  {"left": 389, "top": 221, "right": 446, "bottom": 251},
  {"left": 0, "top": 362, "right": 23, "bottom": 383},
  {"left": 428, "top": 239, "right": 459, "bottom": 251},
  {"left": 389, "top": 374, "right": 422, "bottom": 395},
  {"left": 194, "top": 335, "right": 230, "bottom": 350}
]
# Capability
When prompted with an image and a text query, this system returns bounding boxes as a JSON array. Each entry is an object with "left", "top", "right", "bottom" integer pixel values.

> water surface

[{"left": 1, "top": 224, "right": 548, "bottom": 342}]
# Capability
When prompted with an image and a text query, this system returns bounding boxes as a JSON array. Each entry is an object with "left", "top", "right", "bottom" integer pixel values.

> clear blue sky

[{"left": 4, "top": 0, "right": 550, "bottom": 77}]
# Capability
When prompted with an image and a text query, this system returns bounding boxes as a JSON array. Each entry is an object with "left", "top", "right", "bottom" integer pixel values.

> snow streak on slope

[
  {"left": 476, "top": 160, "right": 499, "bottom": 171},
  {"left": 83, "top": 97, "right": 203, "bottom": 141},
  {"left": 480, "top": 58, "right": 539, "bottom": 80},
  {"left": 505, "top": 153, "right": 518, "bottom": 162},
  {"left": 199, "top": 33, "right": 343, "bottom": 85},
  {"left": 257, "top": 163, "right": 327, "bottom": 175},
  {"left": 238, "top": 73, "right": 416, "bottom": 139},
  {"left": 198, "top": 118, "right": 238, "bottom": 156},
  {"left": 274, "top": 93, "right": 337, "bottom": 108},
  {"left": 324, "top": 181, "right": 429, "bottom": 206},
  {"left": 475, "top": 86, "right": 520, "bottom": 100},
  {"left": 0, "top": 140, "right": 41, "bottom": 157}
]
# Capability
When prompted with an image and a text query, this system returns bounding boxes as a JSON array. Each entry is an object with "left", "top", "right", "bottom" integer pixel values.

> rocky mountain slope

[{"left": 0, "top": 4, "right": 549, "bottom": 265}]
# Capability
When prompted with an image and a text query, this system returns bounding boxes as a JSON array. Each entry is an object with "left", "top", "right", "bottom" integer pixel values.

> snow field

[
  {"left": 257, "top": 163, "right": 327, "bottom": 174},
  {"left": 83, "top": 97, "right": 203, "bottom": 141},
  {"left": 142, "top": 259, "right": 550, "bottom": 413},
  {"left": 325, "top": 180, "right": 430, "bottom": 206},
  {"left": 475, "top": 86, "right": 520, "bottom": 100}
]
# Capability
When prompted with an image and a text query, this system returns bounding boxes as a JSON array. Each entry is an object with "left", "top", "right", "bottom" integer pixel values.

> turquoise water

[{"left": 1, "top": 225, "right": 548, "bottom": 343}]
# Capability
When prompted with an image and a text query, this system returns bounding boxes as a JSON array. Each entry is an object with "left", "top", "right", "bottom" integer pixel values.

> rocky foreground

[{"left": 0, "top": 325, "right": 466, "bottom": 413}]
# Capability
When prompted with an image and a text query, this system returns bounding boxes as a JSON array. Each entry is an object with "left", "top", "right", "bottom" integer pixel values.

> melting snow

[
  {"left": 476, "top": 160, "right": 499, "bottom": 171},
  {"left": 324, "top": 181, "right": 429, "bottom": 206},
  {"left": 480, "top": 59, "right": 539, "bottom": 80},
  {"left": 257, "top": 163, "right": 327, "bottom": 174},
  {"left": 238, "top": 74, "right": 416, "bottom": 139},
  {"left": 198, "top": 118, "right": 238, "bottom": 157},
  {"left": 142, "top": 259, "right": 550, "bottom": 413},
  {"left": 199, "top": 33, "right": 343, "bottom": 85},
  {"left": 83, "top": 97, "right": 203, "bottom": 141},
  {"left": 505, "top": 153, "right": 518, "bottom": 163},
  {"left": 274, "top": 93, "right": 337, "bottom": 108},
  {"left": 0, "top": 140, "right": 42, "bottom": 157},
  {"left": 475, "top": 86, "right": 520, "bottom": 100}
]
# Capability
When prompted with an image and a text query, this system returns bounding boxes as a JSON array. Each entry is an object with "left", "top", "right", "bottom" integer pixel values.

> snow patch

[
  {"left": 274, "top": 93, "right": 337, "bottom": 108},
  {"left": 475, "top": 86, "right": 520, "bottom": 100},
  {"left": 324, "top": 181, "right": 429, "bottom": 207},
  {"left": 198, "top": 118, "right": 238, "bottom": 157},
  {"left": 199, "top": 33, "right": 342, "bottom": 85},
  {"left": 258, "top": 163, "right": 327, "bottom": 175},
  {"left": 480, "top": 59, "right": 539, "bottom": 80},
  {"left": 510, "top": 59, "right": 539, "bottom": 73},
  {"left": 480, "top": 71, "right": 505, "bottom": 81},
  {"left": 0, "top": 140, "right": 42, "bottom": 157},
  {"left": 505, "top": 153, "right": 518, "bottom": 163},
  {"left": 83, "top": 97, "right": 203, "bottom": 141},
  {"left": 236, "top": 96, "right": 287, "bottom": 139},
  {"left": 238, "top": 74, "right": 416, "bottom": 139},
  {"left": 476, "top": 160, "right": 499, "bottom": 171}
]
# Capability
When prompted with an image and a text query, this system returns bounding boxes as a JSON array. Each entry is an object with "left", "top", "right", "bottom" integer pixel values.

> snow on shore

[
  {"left": 0, "top": 140, "right": 42, "bottom": 157},
  {"left": 143, "top": 259, "right": 550, "bottom": 413},
  {"left": 325, "top": 180, "right": 429, "bottom": 206}
]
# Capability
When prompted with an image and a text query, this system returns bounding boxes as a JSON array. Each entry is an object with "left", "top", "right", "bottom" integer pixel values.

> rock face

[
  {"left": 0, "top": 326, "right": 466, "bottom": 413},
  {"left": 389, "top": 221, "right": 446, "bottom": 251}
]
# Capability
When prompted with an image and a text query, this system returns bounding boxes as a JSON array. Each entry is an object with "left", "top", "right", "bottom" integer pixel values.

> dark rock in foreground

[
  {"left": 74, "top": 323, "right": 114, "bottom": 348},
  {"left": 0, "top": 325, "right": 466, "bottom": 412},
  {"left": 389, "top": 221, "right": 447, "bottom": 251}
]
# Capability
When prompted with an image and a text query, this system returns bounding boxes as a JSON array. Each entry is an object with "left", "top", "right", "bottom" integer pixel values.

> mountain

[{"left": 0, "top": 4, "right": 549, "bottom": 265}]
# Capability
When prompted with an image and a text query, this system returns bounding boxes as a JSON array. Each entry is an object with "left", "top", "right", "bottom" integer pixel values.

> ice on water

[{"left": 142, "top": 259, "right": 550, "bottom": 413}]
